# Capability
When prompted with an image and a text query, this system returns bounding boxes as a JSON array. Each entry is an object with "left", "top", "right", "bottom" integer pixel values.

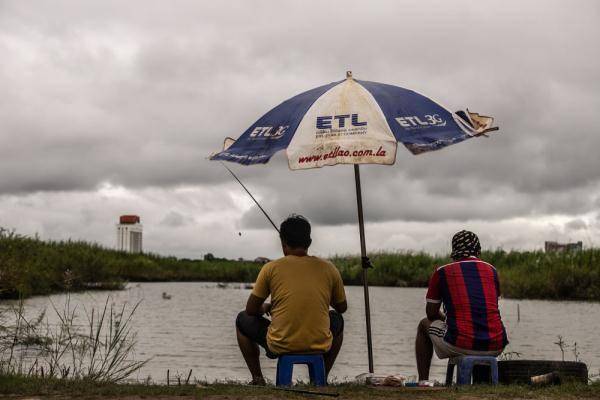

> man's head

[
  {"left": 450, "top": 230, "right": 481, "bottom": 260},
  {"left": 279, "top": 214, "right": 312, "bottom": 254}
]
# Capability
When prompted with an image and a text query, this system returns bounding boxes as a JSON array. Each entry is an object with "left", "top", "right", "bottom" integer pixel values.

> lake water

[{"left": 5, "top": 282, "right": 600, "bottom": 383}]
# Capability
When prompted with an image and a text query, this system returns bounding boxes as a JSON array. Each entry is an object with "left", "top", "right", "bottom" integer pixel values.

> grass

[
  {"left": 0, "top": 228, "right": 261, "bottom": 299},
  {"left": 334, "top": 249, "right": 600, "bottom": 301},
  {"left": 1, "top": 228, "right": 599, "bottom": 301},
  {"left": 0, "top": 374, "right": 599, "bottom": 399},
  {"left": 0, "top": 294, "right": 147, "bottom": 383}
]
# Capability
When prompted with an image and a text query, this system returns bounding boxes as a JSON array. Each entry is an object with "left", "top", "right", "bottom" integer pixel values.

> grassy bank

[
  {"left": 1, "top": 229, "right": 599, "bottom": 300},
  {"left": 0, "top": 229, "right": 261, "bottom": 299},
  {"left": 0, "top": 374, "right": 599, "bottom": 399},
  {"left": 333, "top": 249, "right": 600, "bottom": 300}
]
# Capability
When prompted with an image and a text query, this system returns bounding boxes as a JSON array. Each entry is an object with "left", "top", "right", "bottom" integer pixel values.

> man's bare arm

[
  {"left": 426, "top": 302, "right": 443, "bottom": 321},
  {"left": 246, "top": 294, "right": 267, "bottom": 316},
  {"left": 332, "top": 300, "right": 347, "bottom": 314}
]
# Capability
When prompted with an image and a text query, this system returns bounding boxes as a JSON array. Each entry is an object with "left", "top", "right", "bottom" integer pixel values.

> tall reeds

[
  {"left": 0, "top": 295, "right": 147, "bottom": 382},
  {"left": 1, "top": 227, "right": 598, "bottom": 300},
  {"left": 334, "top": 249, "right": 600, "bottom": 300},
  {"left": 0, "top": 227, "right": 260, "bottom": 299}
]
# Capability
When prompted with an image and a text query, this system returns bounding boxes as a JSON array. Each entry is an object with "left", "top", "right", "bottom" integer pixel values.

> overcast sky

[{"left": 1, "top": 0, "right": 599, "bottom": 260}]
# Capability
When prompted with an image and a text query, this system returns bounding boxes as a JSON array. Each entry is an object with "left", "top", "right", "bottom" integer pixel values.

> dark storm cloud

[
  {"left": 1, "top": 0, "right": 599, "bottom": 226},
  {"left": 239, "top": 165, "right": 600, "bottom": 228}
]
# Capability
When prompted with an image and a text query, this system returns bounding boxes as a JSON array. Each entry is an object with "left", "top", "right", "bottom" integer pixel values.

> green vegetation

[
  {"left": 0, "top": 228, "right": 261, "bottom": 299},
  {"left": 0, "top": 295, "right": 146, "bottom": 382},
  {"left": 333, "top": 249, "right": 600, "bottom": 301},
  {"left": 0, "top": 374, "right": 598, "bottom": 399},
  {"left": 1, "top": 228, "right": 599, "bottom": 301}
]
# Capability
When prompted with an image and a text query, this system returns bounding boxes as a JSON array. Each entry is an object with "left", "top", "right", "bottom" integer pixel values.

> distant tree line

[{"left": 1, "top": 228, "right": 599, "bottom": 301}]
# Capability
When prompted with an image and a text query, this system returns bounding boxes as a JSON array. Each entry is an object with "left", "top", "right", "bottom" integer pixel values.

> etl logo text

[
  {"left": 316, "top": 114, "right": 367, "bottom": 129},
  {"left": 395, "top": 114, "right": 446, "bottom": 128},
  {"left": 249, "top": 125, "right": 289, "bottom": 139}
]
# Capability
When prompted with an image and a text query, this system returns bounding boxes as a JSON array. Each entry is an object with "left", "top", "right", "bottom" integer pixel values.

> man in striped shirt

[{"left": 415, "top": 230, "right": 508, "bottom": 382}]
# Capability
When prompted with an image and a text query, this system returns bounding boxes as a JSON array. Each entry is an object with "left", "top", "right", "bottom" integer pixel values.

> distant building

[
  {"left": 117, "top": 215, "right": 143, "bottom": 253},
  {"left": 544, "top": 241, "right": 582, "bottom": 253},
  {"left": 254, "top": 257, "right": 271, "bottom": 264}
]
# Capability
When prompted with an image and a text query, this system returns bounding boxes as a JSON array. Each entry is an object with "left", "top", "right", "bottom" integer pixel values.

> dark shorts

[{"left": 236, "top": 310, "right": 344, "bottom": 359}]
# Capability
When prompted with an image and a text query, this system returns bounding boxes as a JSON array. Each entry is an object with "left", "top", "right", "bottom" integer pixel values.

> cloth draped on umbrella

[{"left": 210, "top": 72, "right": 498, "bottom": 373}]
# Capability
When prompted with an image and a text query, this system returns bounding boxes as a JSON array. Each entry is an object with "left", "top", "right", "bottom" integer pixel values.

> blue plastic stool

[
  {"left": 276, "top": 354, "right": 326, "bottom": 386},
  {"left": 445, "top": 355, "right": 499, "bottom": 386}
]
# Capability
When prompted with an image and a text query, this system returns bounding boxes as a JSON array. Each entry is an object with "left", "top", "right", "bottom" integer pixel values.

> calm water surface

[{"left": 8, "top": 283, "right": 600, "bottom": 383}]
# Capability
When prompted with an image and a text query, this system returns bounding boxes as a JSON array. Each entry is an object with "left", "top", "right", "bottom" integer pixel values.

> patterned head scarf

[{"left": 451, "top": 230, "right": 481, "bottom": 260}]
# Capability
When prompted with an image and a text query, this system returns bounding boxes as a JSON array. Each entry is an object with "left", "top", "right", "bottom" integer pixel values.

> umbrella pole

[{"left": 353, "top": 164, "right": 374, "bottom": 374}]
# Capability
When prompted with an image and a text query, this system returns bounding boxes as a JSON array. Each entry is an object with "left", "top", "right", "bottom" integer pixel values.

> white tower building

[{"left": 116, "top": 215, "right": 143, "bottom": 253}]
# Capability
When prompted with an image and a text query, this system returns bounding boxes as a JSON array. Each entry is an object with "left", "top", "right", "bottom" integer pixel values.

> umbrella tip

[{"left": 346, "top": 70, "right": 353, "bottom": 79}]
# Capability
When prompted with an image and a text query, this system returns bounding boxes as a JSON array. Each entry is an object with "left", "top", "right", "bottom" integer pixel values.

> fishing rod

[{"left": 220, "top": 161, "right": 280, "bottom": 233}]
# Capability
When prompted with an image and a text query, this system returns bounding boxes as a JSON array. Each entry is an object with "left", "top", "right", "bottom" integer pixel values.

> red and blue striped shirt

[{"left": 426, "top": 257, "right": 508, "bottom": 351}]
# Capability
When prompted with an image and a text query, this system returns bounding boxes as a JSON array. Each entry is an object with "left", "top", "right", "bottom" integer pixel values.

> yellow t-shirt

[{"left": 251, "top": 255, "right": 346, "bottom": 355}]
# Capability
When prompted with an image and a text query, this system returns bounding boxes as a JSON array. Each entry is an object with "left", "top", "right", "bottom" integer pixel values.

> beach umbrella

[{"left": 210, "top": 71, "right": 498, "bottom": 373}]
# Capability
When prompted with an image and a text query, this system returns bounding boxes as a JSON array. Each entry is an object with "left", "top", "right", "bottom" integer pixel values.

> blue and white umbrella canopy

[{"left": 211, "top": 72, "right": 497, "bottom": 169}]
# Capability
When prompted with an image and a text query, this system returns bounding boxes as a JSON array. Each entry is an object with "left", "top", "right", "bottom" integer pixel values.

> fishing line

[{"left": 220, "top": 161, "right": 280, "bottom": 233}]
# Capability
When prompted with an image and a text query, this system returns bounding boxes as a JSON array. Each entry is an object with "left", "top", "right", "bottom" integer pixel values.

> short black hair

[{"left": 279, "top": 214, "right": 312, "bottom": 249}]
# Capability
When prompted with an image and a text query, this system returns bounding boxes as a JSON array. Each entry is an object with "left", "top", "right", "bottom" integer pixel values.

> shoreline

[
  {"left": 1, "top": 233, "right": 599, "bottom": 302},
  {"left": 3, "top": 280, "right": 599, "bottom": 304}
]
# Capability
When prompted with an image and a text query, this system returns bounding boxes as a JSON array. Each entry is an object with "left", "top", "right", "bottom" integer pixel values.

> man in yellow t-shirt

[{"left": 235, "top": 215, "right": 347, "bottom": 385}]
